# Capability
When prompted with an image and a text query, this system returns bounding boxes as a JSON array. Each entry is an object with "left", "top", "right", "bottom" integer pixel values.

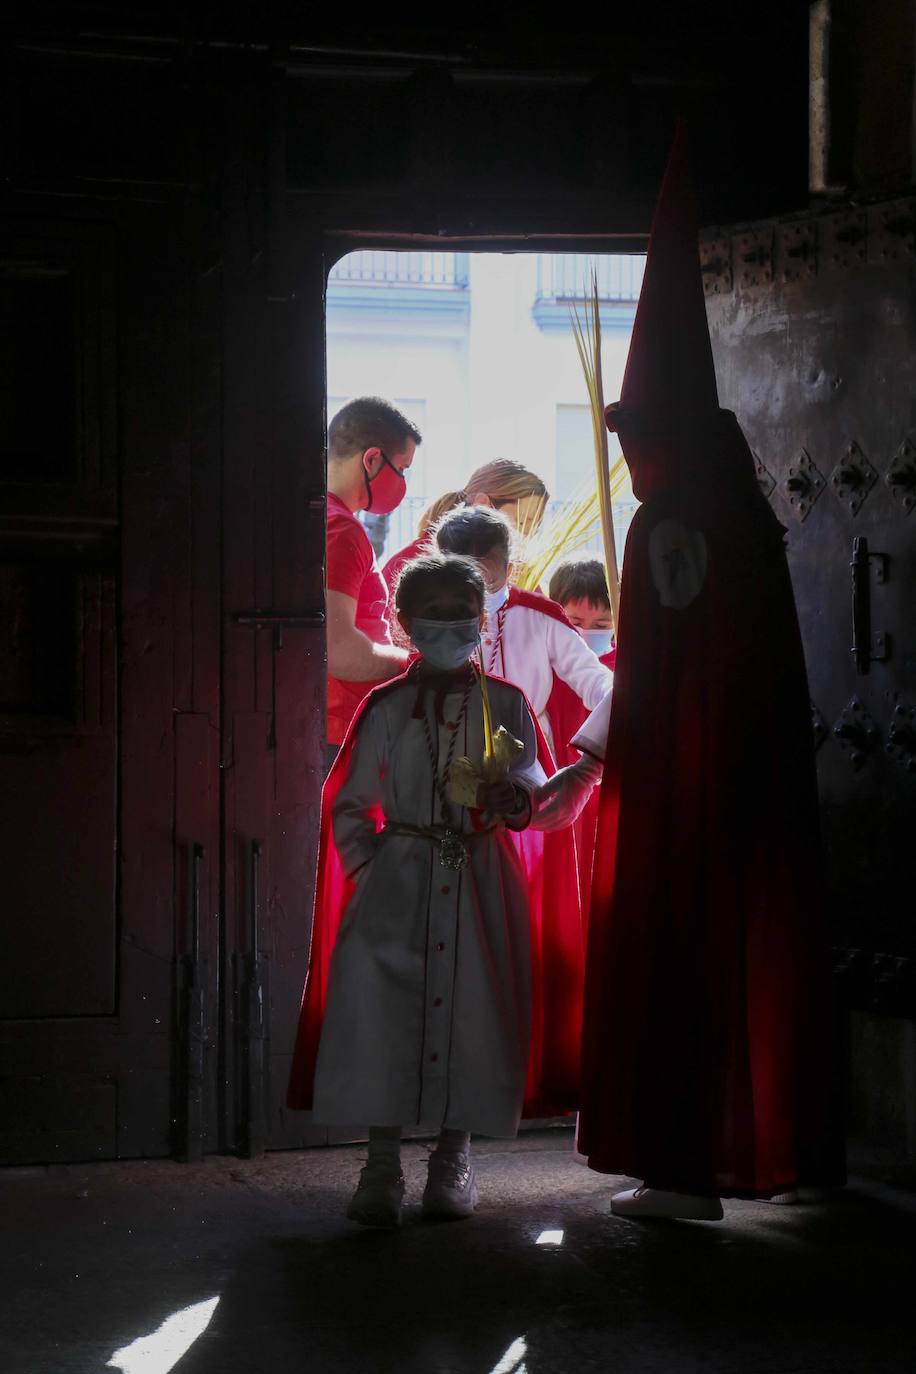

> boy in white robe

[{"left": 307, "top": 553, "right": 547, "bottom": 1228}]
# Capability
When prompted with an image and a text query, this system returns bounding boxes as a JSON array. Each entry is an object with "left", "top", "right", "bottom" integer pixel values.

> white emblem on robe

[{"left": 648, "top": 519, "right": 708, "bottom": 609}]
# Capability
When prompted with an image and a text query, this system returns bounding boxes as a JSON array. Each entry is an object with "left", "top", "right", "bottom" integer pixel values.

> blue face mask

[
  {"left": 409, "top": 617, "right": 481, "bottom": 672},
  {"left": 583, "top": 628, "right": 613, "bottom": 657}
]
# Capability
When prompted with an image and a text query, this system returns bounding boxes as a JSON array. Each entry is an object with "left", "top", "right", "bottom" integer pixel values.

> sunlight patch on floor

[
  {"left": 106, "top": 1296, "right": 220, "bottom": 1374},
  {"left": 489, "top": 1335, "right": 528, "bottom": 1373}
]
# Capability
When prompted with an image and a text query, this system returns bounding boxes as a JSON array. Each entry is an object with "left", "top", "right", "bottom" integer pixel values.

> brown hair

[
  {"left": 435, "top": 506, "right": 514, "bottom": 562},
  {"left": 395, "top": 552, "right": 485, "bottom": 616},
  {"left": 465, "top": 458, "right": 548, "bottom": 505},
  {"left": 548, "top": 557, "right": 611, "bottom": 610},
  {"left": 417, "top": 490, "right": 466, "bottom": 535},
  {"left": 328, "top": 396, "right": 422, "bottom": 460}
]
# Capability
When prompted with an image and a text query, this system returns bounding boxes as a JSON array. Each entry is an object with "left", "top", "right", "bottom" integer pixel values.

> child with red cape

[
  {"left": 287, "top": 553, "right": 584, "bottom": 1227},
  {"left": 562, "top": 126, "right": 845, "bottom": 1218}
]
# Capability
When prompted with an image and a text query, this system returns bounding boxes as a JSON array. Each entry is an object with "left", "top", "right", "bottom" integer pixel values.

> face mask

[
  {"left": 363, "top": 451, "right": 407, "bottom": 515},
  {"left": 583, "top": 628, "right": 613, "bottom": 657},
  {"left": 409, "top": 617, "right": 480, "bottom": 672},
  {"left": 485, "top": 584, "right": 509, "bottom": 616}
]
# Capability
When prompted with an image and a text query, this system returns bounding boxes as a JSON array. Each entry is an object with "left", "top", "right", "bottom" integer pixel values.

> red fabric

[
  {"left": 580, "top": 127, "right": 842, "bottom": 1197},
  {"left": 287, "top": 664, "right": 584, "bottom": 1119},
  {"left": 545, "top": 648, "right": 616, "bottom": 906},
  {"left": 381, "top": 534, "right": 435, "bottom": 594},
  {"left": 506, "top": 585, "right": 572, "bottom": 626},
  {"left": 326, "top": 493, "right": 392, "bottom": 745},
  {"left": 605, "top": 122, "right": 719, "bottom": 439},
  {"left": 578, "top": 464, "right": 844, "bottom": 1196}
]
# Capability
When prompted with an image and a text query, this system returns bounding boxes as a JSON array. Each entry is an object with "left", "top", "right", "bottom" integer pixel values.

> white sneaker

[
  {"left": 422, "top": 1151, "right": 479, "bottom": 1221},
  {"left": 346, "top": 1161, "right": 405, "bottom": 1228},
  {"left": 611, "top": 1186, "right": 724, "bottom": 1221}
]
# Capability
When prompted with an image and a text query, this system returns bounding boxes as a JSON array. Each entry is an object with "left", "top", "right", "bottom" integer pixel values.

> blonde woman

[{"left": 381, "top": 459, "right": 548, "bottom": 596}]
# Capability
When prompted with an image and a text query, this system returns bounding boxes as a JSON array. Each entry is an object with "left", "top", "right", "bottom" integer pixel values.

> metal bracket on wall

[
  {"left": 699, "top": 234, "right": 732, "bottom": 296},
  {"left": 782, "top": 448, "right": 825, "bottom": 520},
  {"left": 870, "top": 198, "right": 916, "bottom": 263},
  {"left": 733, "top": 226, "right": 773, "bottom": 288},
  {"left": 885, "top": 702, "right": 916, "bottom": 775},
  {"left": 832, "top": 696, "right": 879, "bottom": 770},
  {"left": 886, "top": 439, "right": 916, "bottom": 515},
  {"left": 753, "top": 453, "right": 776, "bottom": 500},
  {"left": 778, "top": 220, "right": 817, "bottom": 282},
  {"left": 824, "top": 208, "right": 867, "bottom": 269},
  {"left": 830, "top": 440, "right": 878, "bottom": 516}
]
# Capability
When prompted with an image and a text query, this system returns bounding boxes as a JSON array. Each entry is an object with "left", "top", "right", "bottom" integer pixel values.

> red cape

[
  {"left": 546, "top": 646, "right": 616, "bottom": 906},
  {"left": 578, "top": 467, "right": 844, "bottom": 1196},
  {"left": 288, "top": 664, "right": 584, "bottom": 1120},
  {"left": 381, "top": 535, "right": 434, "bottom": 594}
]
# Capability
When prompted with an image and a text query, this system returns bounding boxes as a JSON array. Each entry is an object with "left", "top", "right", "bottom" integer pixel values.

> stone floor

[{"left": 2, "top": 1129, "right": 915, "bottom": 1374}]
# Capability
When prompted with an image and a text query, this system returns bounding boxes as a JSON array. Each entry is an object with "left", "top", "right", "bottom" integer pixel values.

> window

[{"left": 554, "top": 404, "right": 595, "bottom": 501}]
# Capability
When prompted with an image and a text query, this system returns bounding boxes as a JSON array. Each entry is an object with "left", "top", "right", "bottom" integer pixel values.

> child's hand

[{"left": 476, "top": 779, "right": 519, "bottom": 817}]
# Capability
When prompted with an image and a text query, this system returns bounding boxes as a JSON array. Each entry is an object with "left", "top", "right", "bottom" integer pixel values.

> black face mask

[{"left": 363, "top": 450, "right": 407, "bottom": 514}]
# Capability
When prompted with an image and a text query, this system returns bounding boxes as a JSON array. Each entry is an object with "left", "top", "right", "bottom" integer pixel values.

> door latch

[{"left": 850, "top": 536, "right": 888, "bottom": 675}]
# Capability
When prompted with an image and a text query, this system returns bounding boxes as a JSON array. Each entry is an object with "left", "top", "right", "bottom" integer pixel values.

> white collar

[{"left": 485, "top": 584, "right": 510, "bottom": 615}]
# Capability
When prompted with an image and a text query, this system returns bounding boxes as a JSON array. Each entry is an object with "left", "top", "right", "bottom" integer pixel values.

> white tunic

[
  {"left": 482, "top": 590, "right": 613, "bottom": 755},
  {"left": 312, "top": 673, "right": 546, "bottom": 1137}
]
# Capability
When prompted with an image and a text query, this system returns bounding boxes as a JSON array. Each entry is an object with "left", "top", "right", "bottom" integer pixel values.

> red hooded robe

[{"left": 577, "top": 126, "right": 844, "bottom": 1197}]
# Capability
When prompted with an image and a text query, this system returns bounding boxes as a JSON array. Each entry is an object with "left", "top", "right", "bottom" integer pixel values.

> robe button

[
  {"left": 433, "top": 997, "right": 443, "bottom": 1007},
  {"left": 436, "top": 942, "right": 445, "bottom": 952},
  {"left": 440, "top": 885, "right": 450, "bottom": 895},
  {"left": 446, "top": 721, "right": 458, "bottom": 731},
  {"left": 430, "top": 1052, "right": 439, "bottom": 1062},
  {"left": 484, "top": 638, "right": 492, "bottom": 645}
]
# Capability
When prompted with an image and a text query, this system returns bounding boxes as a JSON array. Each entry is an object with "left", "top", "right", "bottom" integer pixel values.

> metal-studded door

[{"left": 704, "top": 201, "right": 916, "bottom": 1152}]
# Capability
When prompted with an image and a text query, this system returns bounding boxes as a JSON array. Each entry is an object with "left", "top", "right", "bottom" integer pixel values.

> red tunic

[
  {"left": 326, "top": 494, "right": 393, "bottom": 745},
  {"left": 545, "top": 646, "right": 616, "bottom": 908},
  {"left": 288, "top": 665, "right": 585, "bottom": 1120},
  {"left": 578, "top": 455, "right": 844, "bottom": 1197},
  {"left": 381, "top": 534, "right": 434, "bottom": 595}
]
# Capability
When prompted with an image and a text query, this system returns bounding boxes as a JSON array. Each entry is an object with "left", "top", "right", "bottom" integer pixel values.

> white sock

[
  {"left": 434, "top": 1128, "right": 470, "bottom": 1157},
  {"left": 367, "top": 1126, "right": 402, "bottom": 1170}
]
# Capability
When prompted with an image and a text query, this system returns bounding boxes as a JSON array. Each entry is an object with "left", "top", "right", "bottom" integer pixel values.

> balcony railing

[
  {"left": 536, "top": 254, "right": 645, "bottom": 303},
  {"left": 329, "top": 251, "right": 470, "bottom": 289}
]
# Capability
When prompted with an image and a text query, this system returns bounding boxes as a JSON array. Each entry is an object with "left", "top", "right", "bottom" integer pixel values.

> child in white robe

[{"left": 310, "top": 553, "right": 546, "bottom": 1228}]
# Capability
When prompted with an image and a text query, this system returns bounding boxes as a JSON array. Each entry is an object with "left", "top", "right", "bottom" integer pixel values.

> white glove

[{"left": 531, "top": 752, "right": 603, "bottom": 832}]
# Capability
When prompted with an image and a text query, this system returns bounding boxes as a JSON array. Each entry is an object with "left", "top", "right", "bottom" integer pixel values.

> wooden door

[
  {"left": 0, "top": 208, "right": 223, "bottom": 1164},
  {"left": 219, "top": 233, "right": 328, "bottom": 1154}
]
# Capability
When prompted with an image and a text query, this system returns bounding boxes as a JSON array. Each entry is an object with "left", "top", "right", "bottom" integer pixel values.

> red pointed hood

[{"left": 605, "top": 124, "right": 720, "bottom": 446}]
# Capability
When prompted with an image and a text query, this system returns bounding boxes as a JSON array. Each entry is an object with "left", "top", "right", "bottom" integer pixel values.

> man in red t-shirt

[{"left": 325, "top": 397, "right": 420, "bottom": 766}]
